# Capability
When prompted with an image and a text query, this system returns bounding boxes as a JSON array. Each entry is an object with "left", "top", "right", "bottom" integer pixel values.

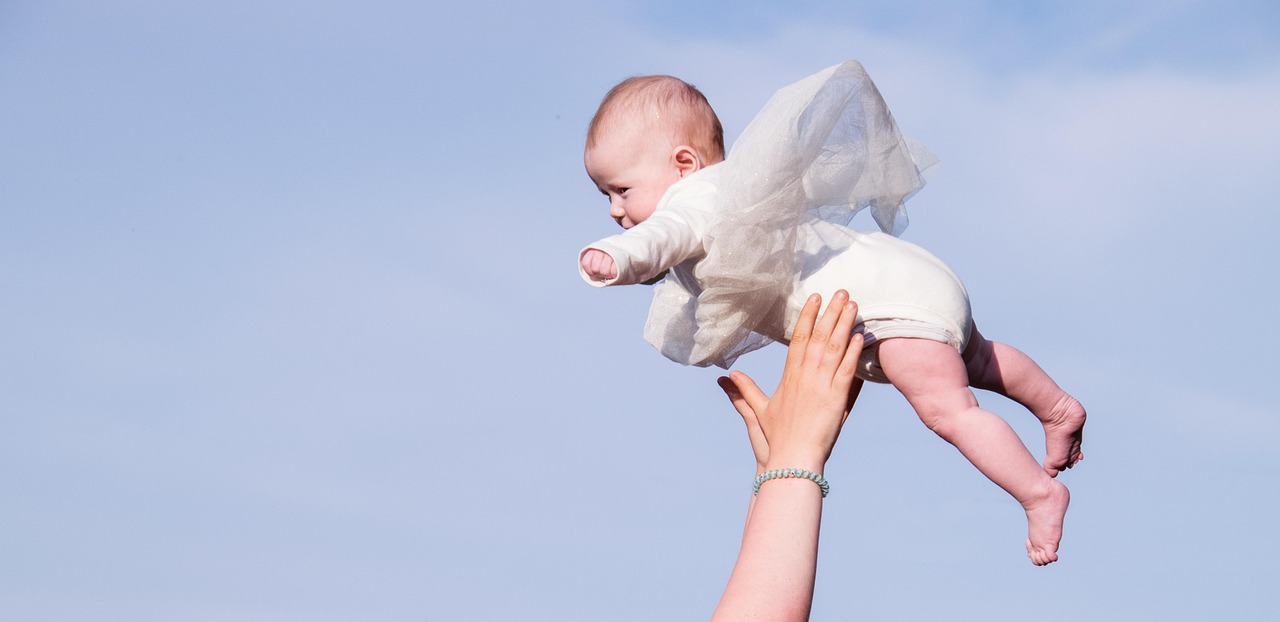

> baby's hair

[{"left": 587, "top": 75, "right": 725, "bottom": 162}]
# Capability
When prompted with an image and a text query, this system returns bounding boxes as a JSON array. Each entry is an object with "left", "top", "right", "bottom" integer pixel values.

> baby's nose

[{"left": 609, "top": 202, "right": 626, "bottom": 218}]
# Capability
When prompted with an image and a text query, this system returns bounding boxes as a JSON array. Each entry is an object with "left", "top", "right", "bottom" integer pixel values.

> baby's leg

[
  {"left": 878, "top": 337, "right": 1068, "bottom": 566},
  {"left": 962, "top": 326, "right": 1085, "bottom": 477}
]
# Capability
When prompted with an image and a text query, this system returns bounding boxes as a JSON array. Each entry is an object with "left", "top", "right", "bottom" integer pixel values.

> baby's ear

[{"left": 672, "top": 146, "right": 701, "bottom": 178}]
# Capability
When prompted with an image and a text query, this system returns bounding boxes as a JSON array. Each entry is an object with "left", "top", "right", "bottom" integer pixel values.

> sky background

[{"left": 2, "top": 1, "right": 1278, "bottom": 620}]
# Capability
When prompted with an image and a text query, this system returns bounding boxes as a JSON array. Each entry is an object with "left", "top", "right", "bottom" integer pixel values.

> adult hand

[
  {"left": 717, "top": 289, "right": 865, "bottom": 474},
  {"left": 710, "top": 289, "right": 865, "bottom": 622}
]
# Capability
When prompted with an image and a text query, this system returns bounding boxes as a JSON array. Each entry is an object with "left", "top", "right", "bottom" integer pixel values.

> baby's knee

[
  {"left": 916, "top": 407, "right": 949, "bottom": 434},
  {"left": 912, "top": 398, "right": 970, "bottom": 436}
]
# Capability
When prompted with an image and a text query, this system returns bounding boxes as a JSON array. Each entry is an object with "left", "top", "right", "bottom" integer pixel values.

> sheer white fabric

[{"left": 648, "top": 60, "right": 937, "bottom": 368}]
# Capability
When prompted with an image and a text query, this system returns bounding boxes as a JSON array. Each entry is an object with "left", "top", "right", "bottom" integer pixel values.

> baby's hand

[{"left": 581, "top": 248, "right": 618, "bottom": 281}]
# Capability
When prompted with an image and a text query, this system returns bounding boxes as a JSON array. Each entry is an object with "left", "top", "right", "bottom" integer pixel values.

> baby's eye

[{"left": 618, "top": 188, "right": 630, "bottom": 196}]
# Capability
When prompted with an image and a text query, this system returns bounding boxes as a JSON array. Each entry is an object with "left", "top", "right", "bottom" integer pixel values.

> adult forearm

[
  {"left": 712, "top": 479, "right": 823, "bottom": 622},
  {"left": 711, "top": 291, "right": 862, "bottom": 621}
]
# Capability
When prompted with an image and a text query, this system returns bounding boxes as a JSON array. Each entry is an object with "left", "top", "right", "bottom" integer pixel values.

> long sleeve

[{"left": 577, "top": 167, "right": 719, "bottom": 287}]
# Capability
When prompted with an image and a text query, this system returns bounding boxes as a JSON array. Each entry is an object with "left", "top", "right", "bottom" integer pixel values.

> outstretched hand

[
  {"left": 717, "top": 290, "right": 865, "bottom": 473},
  {"left": 580, "top": 248, "right": 618, "bottom": 281},
  {"left": 710, "top": 290, "right": 866, "bottom": 622}
]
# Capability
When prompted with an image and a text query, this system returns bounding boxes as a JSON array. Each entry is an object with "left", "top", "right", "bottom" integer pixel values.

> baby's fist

[{"left": 581, "top": 248, "right": 618, "bottom": 281}]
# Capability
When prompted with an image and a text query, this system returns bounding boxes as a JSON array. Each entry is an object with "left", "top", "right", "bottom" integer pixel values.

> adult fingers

[
  {"left": 718, "top": 375, "right": 770, "bottom": 450},
  {"left": 828, "top": 298, "right": 858, "bottom": 362},
  {"left": 806, "top": 290, "right": 846, "bottom": 363},
  {"left": 836, "top": 329, "right": 864, "bottom": 385},
  {"left": 816, "top": 294, "right": 857, "bottom": 375},
  {"left": 842, "top": 358, "right": 865, "bottom": 402},
  {"left": 785, "top": 293, "right": 822, "bottom": 370},
  {"left": 723, "top": 370, "right": 770, "bottom": 417},
  {"left": 717, "top": 375, "right": 749, "bottom": 416}
]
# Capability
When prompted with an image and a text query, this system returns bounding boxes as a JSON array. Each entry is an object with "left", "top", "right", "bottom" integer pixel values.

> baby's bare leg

[
  {"left": 878, "top": 337, "right": 1068, "bottom": 566},
  {"left": 962, "top": 326, "right": 1085, "bottom": 477}
]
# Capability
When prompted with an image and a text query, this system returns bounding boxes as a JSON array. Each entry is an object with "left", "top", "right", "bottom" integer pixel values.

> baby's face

[{"left": 584, "top": 129, "right": 682, "bottom": 229}]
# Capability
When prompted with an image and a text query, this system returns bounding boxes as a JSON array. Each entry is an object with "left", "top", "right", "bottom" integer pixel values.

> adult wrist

[{"left": 763, "top": 452, "right": 827, "bottom": 474}]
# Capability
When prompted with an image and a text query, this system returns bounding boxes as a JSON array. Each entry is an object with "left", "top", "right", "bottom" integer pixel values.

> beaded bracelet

[{"left": 752, "top": 468, "right": 829, "bottom": 498}]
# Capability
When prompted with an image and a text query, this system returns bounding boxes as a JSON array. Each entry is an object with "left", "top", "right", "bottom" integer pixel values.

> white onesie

[
  {"left": 577, "top": 61, "right": 972, "bottom": 382},
  {"left": 579, "top": 165, "right": 972, "bottom": 383}
]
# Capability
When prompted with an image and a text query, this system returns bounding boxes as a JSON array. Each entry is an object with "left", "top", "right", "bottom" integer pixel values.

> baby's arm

[{"left": 577, "top": 200, "right": 712, "bottom": 286}]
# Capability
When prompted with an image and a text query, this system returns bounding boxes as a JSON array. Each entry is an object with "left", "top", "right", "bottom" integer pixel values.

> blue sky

[{"left": 2, "top": 1, "right": 1278, "bottom": 620}]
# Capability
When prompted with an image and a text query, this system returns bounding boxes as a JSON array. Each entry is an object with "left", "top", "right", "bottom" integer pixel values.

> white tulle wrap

[{"left": 588, "top": 61, "right": 939, "bottom": 369}]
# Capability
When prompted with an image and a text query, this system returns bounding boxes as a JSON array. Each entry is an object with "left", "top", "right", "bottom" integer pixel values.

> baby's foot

[
  {"left": 1042, "top": 394, "right": 1086, "bottom": 478},
  {"left": 1024, "top": 479, "right": 1069, "bottom": 566}
]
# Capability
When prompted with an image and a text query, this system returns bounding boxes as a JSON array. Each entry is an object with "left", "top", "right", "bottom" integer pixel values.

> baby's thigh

[{"left": 877, "top": 337, "right": 977, "bottom": 415}]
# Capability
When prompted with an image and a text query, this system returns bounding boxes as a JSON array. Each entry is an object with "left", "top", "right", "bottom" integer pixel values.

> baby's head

[{"left": 585, "top": 75, "right": 724, "bottom": 228}]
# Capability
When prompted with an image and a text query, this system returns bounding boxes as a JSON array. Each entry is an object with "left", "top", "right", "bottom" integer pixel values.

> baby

[{"left": 576, "top": 61, "right": 1085, "bottom": 565}]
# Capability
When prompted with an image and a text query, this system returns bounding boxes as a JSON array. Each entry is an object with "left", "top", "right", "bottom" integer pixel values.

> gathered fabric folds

[{"left": 644, "top": 61, "right": 937, "bottom": 368}]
